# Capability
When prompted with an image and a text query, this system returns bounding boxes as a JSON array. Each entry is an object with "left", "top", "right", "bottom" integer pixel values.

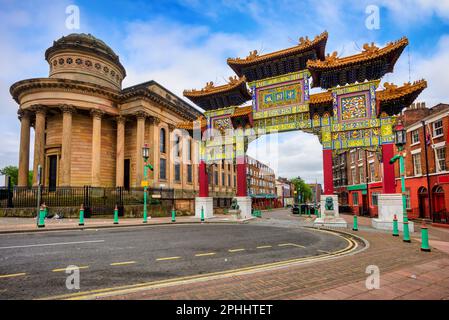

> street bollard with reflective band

[
  {"left": 79, "top": 204, "right": 85, "bottom": 226},
  {"left": 113, "top": 205, "right": 119, "bottom": 224},
  {"left": 38, "top": 206, "right": 45, "bottom": 228},
  {"left": 171, "top": 208, "right": 176, "bottom": 223},
  {"left": 420, "top": 222, "right": 431, "bottom": 252},
  {"left": 201, "top": 206, "right": 204, "bottom": 222},
  {"left": 392, "top": 214, "right": 399, "bottom": 237},
  {"left": 403, "top": 221, "right": 411, "bottom": 243},
  {"left": 352, "top": 215, "right": 358, "bottom": 231}
]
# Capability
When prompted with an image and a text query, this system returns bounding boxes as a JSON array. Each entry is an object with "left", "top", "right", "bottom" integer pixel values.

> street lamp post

[
  {"left": 142, "top": 144, "right": 154, "bottom": 223},
  {"left": 389, "top": 120, "right": 411, "bottom": 243}
]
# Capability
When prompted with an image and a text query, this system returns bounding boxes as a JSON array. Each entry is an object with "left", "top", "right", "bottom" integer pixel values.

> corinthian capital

[
  {"left": 134, "top": 111, "right": 148, "bottom": 120},
  {"left": 90, "top": 109, "right": 105, "bottom": 119},
  {"left": 60, "top": 104, "right": 77, "bottom": 114},
  {"left": 29, "top": 104, "right": 47, "bottom": 115},
  {"left": 17, "top": 109, "right": 31, "bottom": 121},
  {"left": 115, "top": 115, "right": 127, "bottom": 124}
]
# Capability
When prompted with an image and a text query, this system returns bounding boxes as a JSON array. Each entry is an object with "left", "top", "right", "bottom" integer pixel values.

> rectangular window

[
  {"left": 228, "top": 174, "right": 231, "bottom": 186},
  {"left": 359, "top": 167, "right": 364, "bottom": 183},
  {"left": 358, "top": 149, "right": 364, "bottom": 161},
  {"left": 159, "top": 158, "right": 166, "bottom": 180},
  {"left": 352, "top": 192, "right": 359, "bottom": 206},
  {"left": 351, "top": 168, "right": 357, "bottom": 185},
  {"left": 371, "top": 192, "right": 379, "bottom": 206},
  {"left": 351, "top": 152, "right": 355, "bottom": 163},
  {"left": 411, "top": 129, "right": 420, "bottom": 144},
  {"left": 187, "top": 140, "right": 191, "bottom": 161},
  {"left": 222, "top": 172, "right": 225, "bottom": 186},
  {"left": 214, "top": 171, "right": 218, "bottom": 185},
  {"left": 433, "top": 119, "right": 444, "bottom": 137},
  {"left": 369, "top": 162, "right": 375, "bottom": 182},
  {"left": 436, "top": 147, "right": 447, "bottom": 172},
  {"left": 174, "top": 163, "right": 180, "bottom": 182},
  {"left": 234, "top": 175, "right": 236, "bottom": 187},
  {"left": 412, "top": 153, "right": 422, "bottom": 175},
  {"left": 187, "top": 164, "right": 192, "bottom": 183}
]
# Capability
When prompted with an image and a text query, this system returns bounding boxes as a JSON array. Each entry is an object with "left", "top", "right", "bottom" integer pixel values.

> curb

[{"left": 0, "top": 219, "right": 244, "bottom": 235}]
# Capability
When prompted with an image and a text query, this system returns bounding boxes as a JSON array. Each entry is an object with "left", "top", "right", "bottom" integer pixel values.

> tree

[
  {"left": 0, "top": 166, "right": 33, "bottom": 186},
  {"left": 0, "top": 166, "right": 18, "bottom": 186},
  {"left": 290, "top": 176, "right": 313, "bottom": 204}
]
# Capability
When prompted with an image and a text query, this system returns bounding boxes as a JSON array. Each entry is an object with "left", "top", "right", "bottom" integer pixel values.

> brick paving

[{"left": 99, "top": 227, "right": 449, "bottom": 300}]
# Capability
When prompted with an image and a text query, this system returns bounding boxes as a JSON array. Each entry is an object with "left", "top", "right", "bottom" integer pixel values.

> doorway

[
  {"left": 418, "top": 187, "right": 428, "bottom": 219},
  {"left": 124, "top": 159, "right": 130, "bottom": 190},
  {"left": 48, "top": 155, "right": 58, "bottom": 191}
]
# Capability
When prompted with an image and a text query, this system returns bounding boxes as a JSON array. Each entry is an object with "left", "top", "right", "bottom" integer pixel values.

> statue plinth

[
  {"left": 314, "top": 195, "right": 348, "bottom": 228},
  {"left": 228, "top": 209, "right": 241, "bottom": 220}
]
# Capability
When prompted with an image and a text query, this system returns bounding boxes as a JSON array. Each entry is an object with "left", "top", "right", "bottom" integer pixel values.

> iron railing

[
  {"left": 432, "top": 210, "right": 449, "bottom": 224},
  {"left": 0, "top": 186, "right": 232, "bottom": 214}
]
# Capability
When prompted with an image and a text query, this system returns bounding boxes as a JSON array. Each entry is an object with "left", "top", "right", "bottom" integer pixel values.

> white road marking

[{"left": 0, "top": 239, "right": 105, "bottom": 250}]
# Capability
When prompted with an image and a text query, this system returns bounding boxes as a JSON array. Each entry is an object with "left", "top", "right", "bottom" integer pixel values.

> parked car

[{"left": 291, "top": 204, "right": 300, "bottom": 214}]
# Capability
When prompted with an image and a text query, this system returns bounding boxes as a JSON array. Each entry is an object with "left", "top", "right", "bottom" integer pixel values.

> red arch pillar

[
  {"left": 382, "top": 143, "right": 396, "bottom": 194},
  {"left": 236, "top": 155, "right": 247, "bottom": 197},
  {"left": 323, "top": 149, "right": 334, "bottom": 195},
  {"left": 198, "top": 160, "right": 209, "bottom": 197}
]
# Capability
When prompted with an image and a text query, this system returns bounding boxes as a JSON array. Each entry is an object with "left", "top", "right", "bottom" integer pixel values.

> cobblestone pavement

[{"left": 96, "top": 209, "right": 449, "bottom": 300}]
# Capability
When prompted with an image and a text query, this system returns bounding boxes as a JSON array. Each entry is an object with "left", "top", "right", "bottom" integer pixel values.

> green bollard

[
  {"left": 420, "top": 222, "right": 431, "bottom": 252},
  {"left": 43, "top": 203, "right": 48, "bottom": 218},
  {"left": 201, "top": 206, "right": 205, "bottom": 222},
  {"left": 79, "top": 204, "right": 85, "bottom": 226},
  {"left": 113, "top": 204, "right": 119, "bottom": 224},
  {"left": 403, "top": 221, "right": 411, "bottom": 243},
  {"left": 171, "top": 208, "right": 176, "bottom": 223},
  {"left": 392, "top": 214, "right": 399, "bottom": 237},
  {"left": 352, "top": 215, "right": 358, "bottom": 231},
  {"left": 38, "top": 206, "right": 45, "bottom": 228},
  {"left": 307, "top": 206, "right": 311, "bottom": 217}
]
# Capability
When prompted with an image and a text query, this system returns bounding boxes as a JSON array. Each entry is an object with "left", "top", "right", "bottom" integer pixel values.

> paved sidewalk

[{"left": 0, "top": 214, "right": 240, "bottom": 233}]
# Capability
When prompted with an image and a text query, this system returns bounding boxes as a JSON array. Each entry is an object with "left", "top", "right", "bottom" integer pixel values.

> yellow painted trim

[{"left": 0, "top": 272, "right": 26, "bottom": 279}]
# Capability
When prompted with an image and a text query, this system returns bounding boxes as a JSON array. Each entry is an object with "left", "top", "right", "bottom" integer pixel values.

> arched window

[{"left": 160, "top": 128, "right": 166, "bottom": 153}]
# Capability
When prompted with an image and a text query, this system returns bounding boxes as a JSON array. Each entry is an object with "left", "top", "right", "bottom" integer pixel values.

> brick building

[
  {"left": 246, "top": 156, "right": 277, "bottom": 209},
  {"left": 332, "top": 102, "right": 449, "bottom": 220},
  {"left": 276, "top": 177, "right": 294, "bottom": 207}
]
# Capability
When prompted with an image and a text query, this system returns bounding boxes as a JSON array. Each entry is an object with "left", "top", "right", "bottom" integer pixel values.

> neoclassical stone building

[{"left": 10, "top": 33, "right": 204, "bottom": 191}]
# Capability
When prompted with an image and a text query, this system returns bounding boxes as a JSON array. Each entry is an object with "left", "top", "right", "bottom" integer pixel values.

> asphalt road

[{"left": 0, "top": 223, "right": 349, "bottom": 299}]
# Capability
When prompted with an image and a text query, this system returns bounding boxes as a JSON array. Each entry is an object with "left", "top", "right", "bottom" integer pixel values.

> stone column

[
  {"left": 17, "top": 110, "right": 31, "bottom": 186},
  {"left": 60, "top": 105, "right": 76, "bottom": 186},
  {"left": 135, "top": 111, "right": 147, "bottom": 187},
  {"left": 168, "top": 124, "right": 175, "bottom": 188},
  {"left": 115, "top": 116, "right": 126, "bottom": 187},
  {"left": 91, "top": 109, "right": 104, "bottom": 187},
  {"left": 148, "top": 116, "right": 160, "bottom": 184},
  {"left": 31, "top": 105, "right": 46, "bottom": 186}
]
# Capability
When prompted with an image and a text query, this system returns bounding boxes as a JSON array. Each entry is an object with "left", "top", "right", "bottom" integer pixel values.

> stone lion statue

[
  {"left": 325, "top": 197, "right": 334, "bottom": 210},
  {"left": 230, "top": 198, "right": 240, "bottom": 210}
]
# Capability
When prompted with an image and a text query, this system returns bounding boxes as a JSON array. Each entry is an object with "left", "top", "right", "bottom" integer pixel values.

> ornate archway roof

[
  {"left": 377, "top": 79, "right": 427, "bottom": 116},
  {"left": 183, "top": 76, "right": 251, "bottom": 110},
  {"left": 307, "top": 37, "right": 409, "bottom": 88},
  {"left": 227, "top": 31, "right": 328, "bottom": 82}
]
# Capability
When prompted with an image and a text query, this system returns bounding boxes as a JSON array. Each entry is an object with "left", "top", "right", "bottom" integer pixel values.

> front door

[
  {"left": 48, "top": 155, "right": 57, "bottom": 191},
  {"left": 124, "top": 159, "right": 130, "bottom": 190}
]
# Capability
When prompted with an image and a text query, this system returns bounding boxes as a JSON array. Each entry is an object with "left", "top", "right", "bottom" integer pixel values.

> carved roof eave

[
  {"left": 120, "top": 88, "right": 203, "bottom": 121},
  {"left": 183, "top": 76, "right": 250, "bottom": 99},
  {"left": 307, "top": 37, "right": 408, "bottom": 71},
  {"left": 176, "top": 116, "right": 207, "bottom": 130},
  {"left": 377, "top": 80, "right": 427, "bottom": 102},
  {"left": 9, "top": 78, "right": 121, "bottom": 104},
  {"left": 231, "top": 105, "right": 253, "bottom": 118},
  {"left": 227, "top": 31, "right": 328, "bottom": 70}
]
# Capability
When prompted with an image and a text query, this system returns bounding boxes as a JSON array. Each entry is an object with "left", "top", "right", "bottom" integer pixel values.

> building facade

[
  {"left": 11, "top": 33, "right": 203, "bottom": 194},
  {"left": 333, "top": 102, "right": 449, "bottom": 220},
  {"left": 246, "top": 156, "right": 277, "bottom": 208},
  {"left": 276, "top": 177, "right": 294, "bottom": 207}
]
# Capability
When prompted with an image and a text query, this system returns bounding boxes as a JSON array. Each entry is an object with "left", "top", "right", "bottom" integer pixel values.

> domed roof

[{"left": 45, "top": 33, "right": 126, "bottom": 76}]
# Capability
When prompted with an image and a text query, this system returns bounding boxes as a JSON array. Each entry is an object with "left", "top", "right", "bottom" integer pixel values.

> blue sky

[{"left": 1, "top": 0, "right": 449, "bottom": 185}]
